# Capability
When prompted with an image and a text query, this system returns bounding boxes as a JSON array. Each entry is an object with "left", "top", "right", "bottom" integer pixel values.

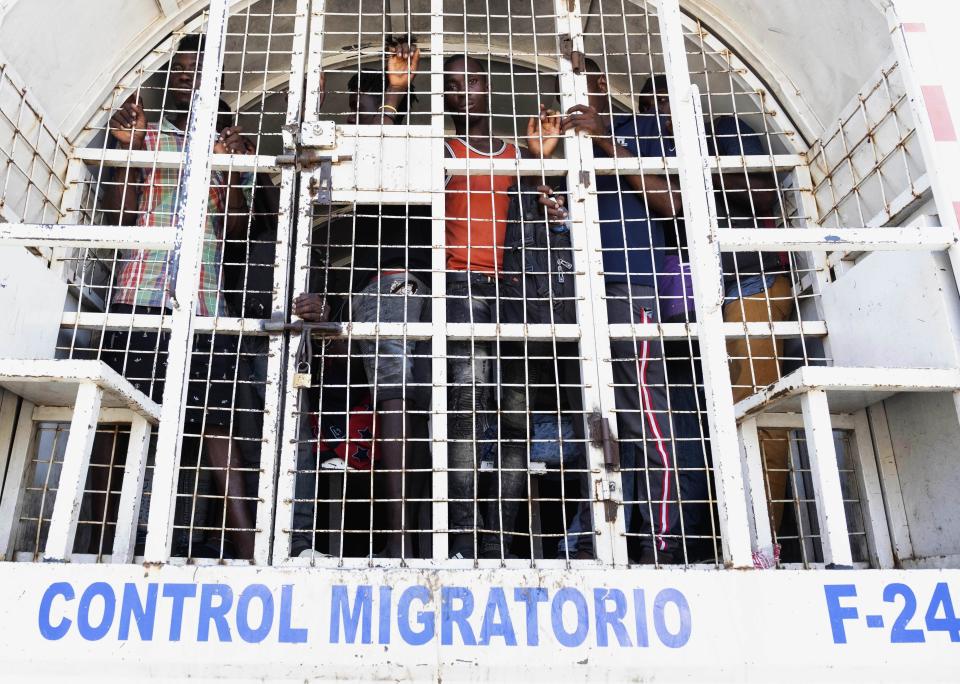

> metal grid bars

[
  {"left": 756, "top": 429, "right": 870, "bottom": 569},
  {"left": 12, "top": 423, "right": 138, "bottom": 562},
  {"left": 0, "top": 60, "right": 71, "bottom": 227},
  {"left": 1, "top": 0, "right": 899, "bottom": 571},
  {"left": 271, "top": 0, "right": 807, "bottom": 570},
  {"left": 6, "top": 0, "right": 312, "bottom": 565},
  {"left": 807, "top": 59, "right": 927, "bottom": 239}
]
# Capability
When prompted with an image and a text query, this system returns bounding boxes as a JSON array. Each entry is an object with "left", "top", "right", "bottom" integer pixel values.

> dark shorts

[{"left": 102, "top": 304, "right": 259, "bottom": 430}]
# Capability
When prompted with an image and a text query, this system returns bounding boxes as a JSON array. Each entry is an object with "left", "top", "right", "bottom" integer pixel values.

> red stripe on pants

[{"left": 637, "top": 309, "right": 672, "bottom": 551}]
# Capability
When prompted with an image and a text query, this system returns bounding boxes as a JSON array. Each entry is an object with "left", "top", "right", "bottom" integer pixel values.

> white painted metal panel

[
  {"left": 0, "top": 360, "right": 161, "bottom": 421},
  {"left": 0, "top": 564, "right": 958, "bottom": 680},
  {"left": 820, "top": 251, "right": 960, "bottom": 369},
  {"left": 0, "top": 247, "right": 67, "bottom": 359},
  {"left": 883, "top": 391, "right": 960, "bottom": 561}
]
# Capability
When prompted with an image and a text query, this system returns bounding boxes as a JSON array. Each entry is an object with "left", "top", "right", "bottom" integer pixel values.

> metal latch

[
  {"left": 560, "top": 36, "right": 585, "bottom": 74},
  {"left": 312, "top": 158, "right": 333, "bottom": 205},
  {"left": 595, "top": 479, "right": 620, "bottom": 523},
  {"left": 588, "top": 412, "right": 620, "bottom": 470},
  {"left": 276, "top": 149, "right": 351, "bottom": 170},
  {"left": 260, "top": 320, "right": 344, "bottom": 336}
]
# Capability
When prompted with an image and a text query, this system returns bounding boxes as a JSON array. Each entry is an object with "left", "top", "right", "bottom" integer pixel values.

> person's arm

[
  {"left": 711, "top": 118, "right": 780, "bottom": 220},
  {"left": 215, "top": 125, "right": 253, "bottom": 237},
  {"left": 562, "top": 105, "right": 682, "bottom": 219},
  {"left": 292, "top": 293, "right": 330, "bottom": 322},
  {"left": 713, "top": 171, "right": 779, "bottom": 219},
  {"left": 526, "top": 104, "right": 562, "bottom": 158},
  {"left": 361, "top": 41, "right": 420, "bottom": 125},
  {"left": 102, "top": 96, "right": 146, "bottom": 225}
]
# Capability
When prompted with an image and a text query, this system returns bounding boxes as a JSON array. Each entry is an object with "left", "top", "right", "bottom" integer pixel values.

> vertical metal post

[
  {"left": 800, "top": 389, "right": 852, "bottom": 567},
  {"left": 0, "top": 399, "right": 34, "bottom": 560},
  {"left": 273, "top": 176, "right": 319, "bottom": 561},
  {"left": 111, "top": 415, "right": 152, "bottom": 563},
  {"left": 887, "top": 3, "right": 960, "bottom": 293},
  {"left": 657, "top": 0, "right": 753, "bottom": 567},
  {"left": 554, "top": 0, "right": 627, "bottom": 566},
  {"left": 255, "top": 0, "right": 312, "bottom": 566},
  {"left": 43, "top": 382, "right": 103, "bottom": 561},
  {"left": 273, "top": 0, "right": 327, "bottom": 560},
  {"left": 851, "top": 409, "right": 895, "bottom": 569},
  {"left": 144, "top": 0, "right": 232, "bottom": 563},
  {"left": 866, "top": 402, "right": 914, "bottom": 562},
  {"left": 739, "top": 417, "right": 774, "bottom": 565},
  {"left": 429, "top": 0, "right": 449, "bottom": 560},
  {"left": 0, "top": 390, "right": 18, "bottom": 488}
]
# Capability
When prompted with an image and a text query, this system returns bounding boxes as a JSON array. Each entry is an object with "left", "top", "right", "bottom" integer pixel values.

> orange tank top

[{"left": 444, "top": 137, "right": 519, "bottom": 274}]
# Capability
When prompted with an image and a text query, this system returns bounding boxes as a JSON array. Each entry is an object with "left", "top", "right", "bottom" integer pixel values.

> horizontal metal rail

[
  {"left": 718, "top": 227, "right": 955, "bottom": 252},
  {"left": 59, "top": 313, "right": 828, "bottom": 341},
  {"left": 0, "top": 224, "right": 175, "bottom": 249},
  {"left": 72, "top": 146, "right": 803, "bottom": 178},
  {"left": 73, "top": 147, "right": 280, "bottom": 173}
]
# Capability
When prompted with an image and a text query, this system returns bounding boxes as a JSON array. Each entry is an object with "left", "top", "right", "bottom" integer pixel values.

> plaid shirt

[{"left": 112, "top": 118, "right": 252, "bottom": 316}]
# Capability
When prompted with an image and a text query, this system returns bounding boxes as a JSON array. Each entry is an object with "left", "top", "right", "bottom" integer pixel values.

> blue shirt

[
  {"left": 708, "top": 115, "right": 764, "bottom": 159},
  {"left": 708, "top": 116, "right": 783, "bottom": 285},
  {"left": 594, "top": 114, "right": 673, "bottom": 286}
]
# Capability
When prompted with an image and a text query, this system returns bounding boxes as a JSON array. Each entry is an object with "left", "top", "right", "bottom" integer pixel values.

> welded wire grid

[
  {"left": 48, "top": 2, "right": 296, "bottom": 563},
  {"left": 3, "top": 0, "right": 878, "bottom": 568},
  {"left": 280, "top": 1, "right": 597, "bottom": 565},
  {"left": 14, "top": 423, "right": 129, "bottom": 560},
  {"left": 59, "top": 23, "right": 204, "bottom": 370},
  {"left": 759, "top": 430, "right": 869, "bottom": 568},
  {"left": 808, "top": 59, "right": 926, "bottom": 235},
  {"left": 167, "top": 4, "right": 299, "bottom": 562},
  {"left": 0, "top": 63, "right": 70, "bottom": 226}
]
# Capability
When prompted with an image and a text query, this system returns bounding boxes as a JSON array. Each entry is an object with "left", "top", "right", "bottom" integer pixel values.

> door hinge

[
  {"left": 560, "top": 36, "right": 585, "bottom": 74},
  {"left": 595, "top": 479, "right": 620, "bottom": 523},
  {"left": 589, "top": 412, "right": 620, "bottom": 470}
]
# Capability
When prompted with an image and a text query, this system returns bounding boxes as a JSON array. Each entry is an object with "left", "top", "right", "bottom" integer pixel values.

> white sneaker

[{"left": 298, "top": 548, "right": 332, "bottom": 559}]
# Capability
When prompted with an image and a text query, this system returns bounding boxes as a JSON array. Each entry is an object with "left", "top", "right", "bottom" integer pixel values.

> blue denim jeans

[
  {"left": 351, "top": 272, "right": 431, "bottom": 407},
  {"left": 447, "top": 271, "right": 569, "bottom": 557}
]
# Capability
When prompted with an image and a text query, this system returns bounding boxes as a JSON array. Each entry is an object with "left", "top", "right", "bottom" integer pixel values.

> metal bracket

[
  {"left": 588, "top": 412, "right": 620, "bottom": 470},
  {"left": 560, "top": 36, "right": 585, "bottom": 74},
  {"left": 594, "top": 479, "right": 620, "bottom": 523},
  {"left": 276, "top": 121, "right": 349, "bottom": 186},
  {"left": 300, "top": 120, "right": 337, "bottom": 148},
  {"left": 312, "top": 158, "right": 334, "bottom": 205}
]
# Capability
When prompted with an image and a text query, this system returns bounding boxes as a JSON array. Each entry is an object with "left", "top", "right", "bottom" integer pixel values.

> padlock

[{"left": 292, "top": 361, "right": 312, "bottom": 389}]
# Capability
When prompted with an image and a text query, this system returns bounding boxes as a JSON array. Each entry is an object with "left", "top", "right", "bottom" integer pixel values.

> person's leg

[
  {"left": 352, "top": 273, "right": 430, "bottom": 557},
  {"left": 607, "top": 283, "right": 685, "bottom": 562},
  {"left": 724, "top": 276, "right": 793, "bottom": 532},
  {"left": 188, "top": 333, "right": 256, "bottom": 559},
  {"left": 290, "top": 431, "right": 320, "bottom": 556},
  {"left": 483, "top": 344, "right": 543, "bottom": 558},
  {"left": 557, "top": 438, "right": 594, "bottom": 560},
  {"left": 664, "top": 350, "right": 710, "bottom": 562},
  {"left": 203, "top": 429, "right": 256, "bottom": 559},
  {"left": 446, "top": 277, "right": 495, "bottom": 558}
]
